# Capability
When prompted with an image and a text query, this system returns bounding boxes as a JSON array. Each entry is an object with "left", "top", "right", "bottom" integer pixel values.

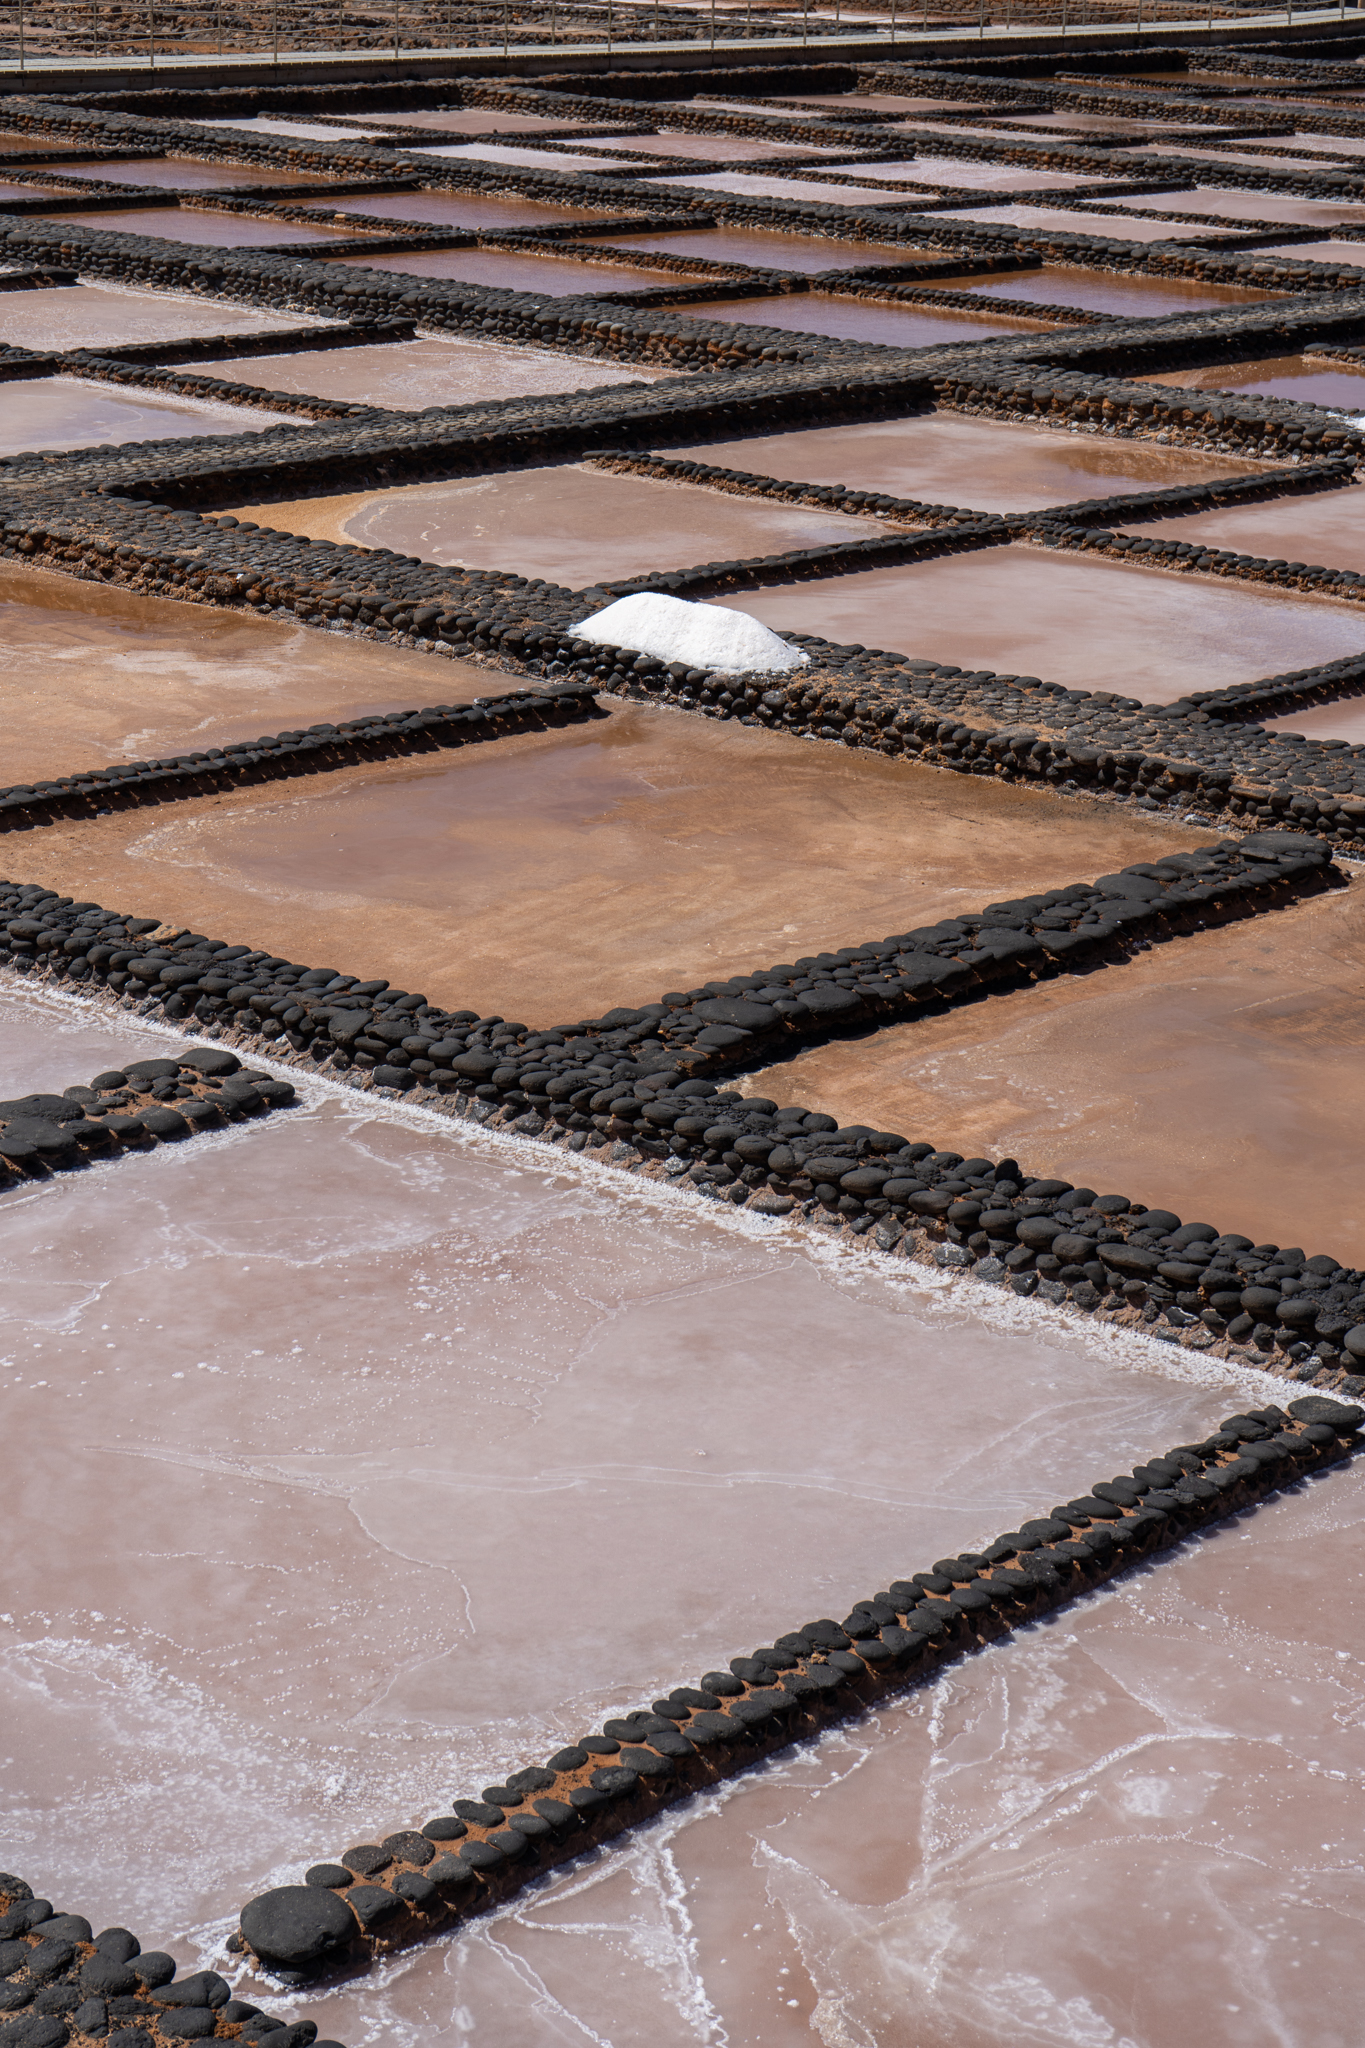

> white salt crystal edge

[{"left": 570, "top": 591, "right": 811, "bottom": 675}]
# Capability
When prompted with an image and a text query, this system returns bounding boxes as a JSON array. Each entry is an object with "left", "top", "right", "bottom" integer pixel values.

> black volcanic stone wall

[
  {"left": 227, "top": 1395, "right": 1365, "bottom": 1983},
  {"left": 0, "top": 1871, "right": 344, "bottom": 2048},
  {"left": 3, "top": 829, "right": 1359, "bottom": 1388}
]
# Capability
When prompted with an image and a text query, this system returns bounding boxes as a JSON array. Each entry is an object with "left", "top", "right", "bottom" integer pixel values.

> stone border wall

[
  {"left": 0, "top": 683, "right": 604, "bottom": 831},
  {"left": 0, "top": 1873, "right": 343, "bottom": 2048},
  {"left": 227, "top": 1395, "right": 1365, "bottom": 1983},
  {"left": 3, "top": 830, "right": 1359, "bottom": 1394},
  {"left": 0, "top": 1046, "right": 295, "bottom": 1183},
  {"left": 6, "top": 480, "right": 1365, "bottom": 849}
]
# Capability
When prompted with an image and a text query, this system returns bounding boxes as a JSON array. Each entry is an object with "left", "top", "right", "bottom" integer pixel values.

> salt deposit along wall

[{"left": 10, "top": 32, "right": 1365, "bottom": 2047}]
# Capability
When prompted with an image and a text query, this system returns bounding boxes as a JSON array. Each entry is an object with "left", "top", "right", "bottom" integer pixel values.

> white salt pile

[{"left": 571, "top": 591, "right": 810, "bottom": 674}]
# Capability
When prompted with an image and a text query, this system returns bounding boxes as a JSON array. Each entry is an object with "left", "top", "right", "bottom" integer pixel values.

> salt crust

[
  {"left": 571, "top": 591, "right": 810, "bottom": 674},
  {"left": 6, "top": 974, "right": 1270, "bottom": 1411}
]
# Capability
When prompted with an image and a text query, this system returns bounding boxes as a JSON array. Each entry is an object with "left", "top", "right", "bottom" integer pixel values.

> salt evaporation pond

[
  {"left": 0, "top": 374, "right": 304, "bottom": 457},
  {"left": 714, "top": 544, "right": 1365, "bottom": 701},
  {"left": 0, "top": 976, "right": 1311, "bottom": 2048},
  {"left": 949, "top": 266, "right": 1275, "bottom": 318}
]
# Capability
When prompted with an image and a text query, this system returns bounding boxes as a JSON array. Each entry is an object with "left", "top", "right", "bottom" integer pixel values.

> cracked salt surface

[{"left": 0, "top": 979, "right": 1352, "bottom": 2046}]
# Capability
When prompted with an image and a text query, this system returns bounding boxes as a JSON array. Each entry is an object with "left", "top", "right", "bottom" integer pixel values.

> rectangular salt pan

[
  {"left": 324, "top": 245, "right": 686, "bottom": 294},
  {"left": 749, "top": 880, "right": 1365, "bottom": 1260},
  {"left": 8, "top": 696, "right": 1200, "bottom": 1024},
  {"left": 0, "top": 374, "right": 305, "bottom": 457},
  {"left": 407, "top": 1459, "right": 1365, "bottom": 2048},
  {"left": 333, "top": 189, "right": 625, "bottom": 230},
  {"left": 1138, "top": 353, "right": 1365, "bottom": 409},
  {"left": 34, "top": 155, "right": 339, "bottom": 189},
  {"left": 0, "top": 284, "right": 329, "bottom": 352},
  {"left": 672, "top": 410, "right": 1257, "bottom": 514},
  {"left": 671, "top": 292, "right": 1046, "bottom": 345},
  {"left": 1109, "top": 186, "right": 1365, "bottom": 228},
  {"left": 936, "top": 202, "right": 1256, "bottom": 243},
  {"left": 600, "top": 227, "right": 943, "bottom": 273},
  {"left": 283, "top": 459, "right": 885, "bottom": 580},
  {"left": 40, "top": 207, "right": 352, "bottom": 248},
  {"left": 711, "top": 544, "right": 1365, "bottom": 704},
  {"left": 0, "top": 559, "right": 493, "bottom": 786},
  {"left": 190, "top": 335, "right": 674, "bottom": 409},
  {"left": 949, "top": 265, "right": 1273, "bottom": 316},
  {"left": 1117, "top": 481, "right": 1365, "bottom": 577},
  {"left": 0, "top": 970, "right": 1252, "bottom": 1968}
]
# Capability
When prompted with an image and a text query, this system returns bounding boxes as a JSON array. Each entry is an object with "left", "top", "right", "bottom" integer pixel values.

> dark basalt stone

[
  {"left": 379, "top": 1832, "right": 433, "bottom": 1866},
  {"left": 238, "top": 1886, "right": 355, "bottom": 1968},
  {"left": 344, "top": 1886, "right": 402, "bottom": 1930},
  {"left": 0, "top": 2017, "right": 70, "bottom": 2048},
  {"left": 1287, "top": 1397, "right": 1363, "bottom": 1427}
]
